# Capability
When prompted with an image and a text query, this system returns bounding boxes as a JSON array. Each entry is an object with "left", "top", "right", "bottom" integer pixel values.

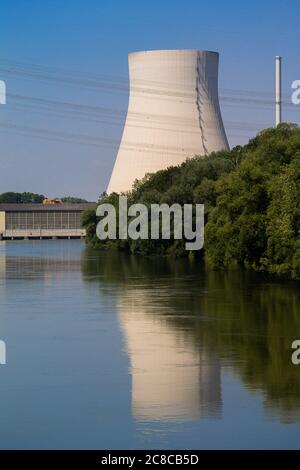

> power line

[
  {"left": 0, "top": 121, "right": 255, "bottom": 150},
  {"left": 0, "top": 58, "right": 298, "bottom": 150},
  {"left": 0, "top": 58, "right": 296, "bottom": 105}
]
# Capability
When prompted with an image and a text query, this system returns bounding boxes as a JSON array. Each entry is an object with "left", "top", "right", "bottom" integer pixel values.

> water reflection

[
  {"left": 82, "top": 251, "right": 300, "bottom": 424},
  {"left": 0, "top": 241, "right": 81, "bottom": 280},
  {"left": 82, "top": 252, "right": 222, "bottom": 421},
  {"left": 2, "top": 243, "right": 300, "bottom": 426},
  {"left": 118, "top": 295, "right": 221, "bottom": 422}
]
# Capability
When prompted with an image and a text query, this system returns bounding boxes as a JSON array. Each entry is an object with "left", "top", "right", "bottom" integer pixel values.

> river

[{"left": 0, "top": 240, "right": 299, "bottom": 449}]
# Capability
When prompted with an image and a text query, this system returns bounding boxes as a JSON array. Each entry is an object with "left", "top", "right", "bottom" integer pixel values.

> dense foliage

[
  {"left": 82, "top": 123, "right": 300, "bottom": 279},
  {"left": 0, "top": 192, "right": 45, "bottom": 203},
  {"left": 0, "top": 193, "right": 89, "bottom": 204},
  {"left": 61, "top": 196, "right": 88, "bottom": 203}
]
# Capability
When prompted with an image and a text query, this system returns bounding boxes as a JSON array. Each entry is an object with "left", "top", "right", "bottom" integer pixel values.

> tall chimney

[{"left": 275, "top": 56, "right": 282, "bottom": 126}]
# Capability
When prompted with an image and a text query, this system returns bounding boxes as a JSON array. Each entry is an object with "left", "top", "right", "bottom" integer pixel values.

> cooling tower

[{"left": 107, "top": 49, "right": 229, "bottom": 194}]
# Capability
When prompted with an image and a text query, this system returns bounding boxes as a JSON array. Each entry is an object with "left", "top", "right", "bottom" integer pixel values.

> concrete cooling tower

[{"left": 107, "top": 49, "right": 229, "bottom": 194}]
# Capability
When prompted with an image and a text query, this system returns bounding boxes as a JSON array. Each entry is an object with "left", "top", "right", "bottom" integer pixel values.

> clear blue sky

[{"left": 0, "top": 0, "right": 299, "bottom": 200}]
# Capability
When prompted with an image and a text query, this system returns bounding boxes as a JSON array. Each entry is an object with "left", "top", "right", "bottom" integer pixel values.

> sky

[{"left": 0, "top": 0, "right": 300, "bottom": 200}]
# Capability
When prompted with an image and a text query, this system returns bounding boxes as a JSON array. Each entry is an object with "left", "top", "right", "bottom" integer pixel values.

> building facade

[{"left": 0, "top": 203, "right": 96, "bottom": 239}]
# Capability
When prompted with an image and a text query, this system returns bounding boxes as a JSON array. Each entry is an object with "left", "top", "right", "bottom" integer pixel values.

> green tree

[
  {"left": 61, "top": 196, "right": 88, "bottom": 203},
  {"left": 0, "top": 192, "right": 45, "bottom": 203}
]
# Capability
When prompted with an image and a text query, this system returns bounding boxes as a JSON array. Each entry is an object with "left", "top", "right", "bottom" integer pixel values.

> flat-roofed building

[{"left": 0, "top": 203, "right": 96, "bottom": 240}]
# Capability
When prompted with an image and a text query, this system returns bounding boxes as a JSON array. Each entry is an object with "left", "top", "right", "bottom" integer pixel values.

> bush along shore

[{"left": 82, "top": 123, "right": 300, "bottom": 279}]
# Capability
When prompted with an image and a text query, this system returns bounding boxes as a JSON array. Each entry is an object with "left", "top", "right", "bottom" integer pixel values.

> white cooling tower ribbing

[{"left": 107, "top": 49, "right": 229, "bottom": 194}]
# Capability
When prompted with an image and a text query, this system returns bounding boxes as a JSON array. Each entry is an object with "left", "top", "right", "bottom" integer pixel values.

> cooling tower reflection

[
  {"left": 117, "top": 291, "right": 222, "bottom": 422},
  {"left": 82, "top": 251, "right": 223, "bottom": 422}
]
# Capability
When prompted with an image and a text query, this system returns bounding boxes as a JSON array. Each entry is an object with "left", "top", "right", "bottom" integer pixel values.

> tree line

[
  {"left": 0, "top": 193, "right": 88, "bottom": 204},
  {"left": 82, "top": 123, "right": 300, "bottom": 279}
]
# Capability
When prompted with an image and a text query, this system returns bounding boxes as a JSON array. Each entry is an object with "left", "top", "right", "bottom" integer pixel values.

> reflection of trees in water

[
  {"left": 199, "top": 271, "right": 300, "bottom": 423},
  {"left": 81, "top": 250, "right": 300, "bottom": 423},
  {"left": 82, "top": 250, "right": 222, "bottom": 422}
]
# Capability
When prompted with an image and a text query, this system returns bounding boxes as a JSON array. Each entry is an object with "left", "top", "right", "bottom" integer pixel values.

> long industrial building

[
  {"left": 107, "top": 49, "right": 229, "bottom": 194},
  {"left": 0, "top": 203, "right": 96, "bottom": 240}
]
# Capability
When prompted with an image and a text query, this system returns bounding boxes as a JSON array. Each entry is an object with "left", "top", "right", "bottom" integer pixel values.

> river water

[{"left": 0, "top": 240, "right": 300, "bottom": 449}]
